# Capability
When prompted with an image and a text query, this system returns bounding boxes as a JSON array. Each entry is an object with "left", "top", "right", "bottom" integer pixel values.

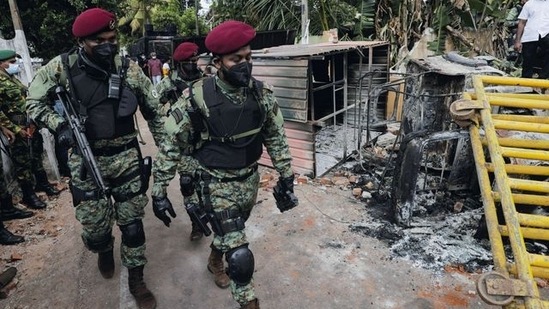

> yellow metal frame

[{"left": 467, "top": 76, "right": 549, "bottom": 308}]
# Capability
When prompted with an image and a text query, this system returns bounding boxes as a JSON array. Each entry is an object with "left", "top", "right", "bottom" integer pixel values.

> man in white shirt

[{"left": 514, "top": 0, "right": 549, "bottom": 78}]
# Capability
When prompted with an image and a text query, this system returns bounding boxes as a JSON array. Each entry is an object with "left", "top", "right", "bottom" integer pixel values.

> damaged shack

[{"left": 252, "top": 41, "right": 390, "bottom": 177}]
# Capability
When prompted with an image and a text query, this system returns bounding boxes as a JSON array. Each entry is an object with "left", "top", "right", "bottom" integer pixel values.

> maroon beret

[
  {"left": 173, "top": 42, "right": 199, "bottom": 62},
  {"left": 205, "top": 20, "right": 256, "bottom": 55},
  {"left": 72, "top": 8, "right": 116, "bottom": 38}
]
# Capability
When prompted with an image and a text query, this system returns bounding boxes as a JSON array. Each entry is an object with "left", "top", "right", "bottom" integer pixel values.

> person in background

[
  {"left": 0, "top": 125, "right": 30, "bottom": 245},
  {"left": 505, "top": 0, "right": 528, "bottom": 61},
  {"left": 147, "top": 52, "right": 163, "bottom": 85},
  {"left": 153, "top": 41, "right": 205, "bottom": 242},
  {"left": 162, "top": 58, "right": 170, "bottom": 79},
  {"left": 26, "top": 8, "right": 165, "bottom": 309},
  {"left": 514, "top": 0, "right": 549, "bottom": 78},
  {"left": 0, "top": 50, "right": 59, "bottom": 211}
]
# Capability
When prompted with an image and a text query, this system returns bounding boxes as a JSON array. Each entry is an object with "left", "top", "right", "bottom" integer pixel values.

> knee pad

[
  {"left": 226, "top": 245, "right": 254, "bottom": 286},
  {"left": 119, "top": 220, "right": 145, "bottom": 248},
  {"left": 84, "top": 234, "right": 113, "bottom": 252}
]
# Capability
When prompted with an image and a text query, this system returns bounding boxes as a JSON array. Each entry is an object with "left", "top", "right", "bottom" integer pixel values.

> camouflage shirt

[
  {"left": 0, "top": 69, "right": 28, "bottom": 135},
  {"left": 26, "top": 52, "right": 164, "bottom": 146},
  {"left": 151, "top": 75, "right": 293, "bottom": 197}
]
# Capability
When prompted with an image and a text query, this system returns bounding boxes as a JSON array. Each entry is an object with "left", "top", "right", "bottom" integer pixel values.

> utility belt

[
  {"left": 90, "top": 138, "right": 139, "bottom": 157},
  {"left": 182, "top": 165, "right": 257, "bottom": 236},
  {"left": 70, "top": 140, "right": 151, "bottom": 206},
  {"left": 196, "top": 164, "right": 258, "bottom": 183}
]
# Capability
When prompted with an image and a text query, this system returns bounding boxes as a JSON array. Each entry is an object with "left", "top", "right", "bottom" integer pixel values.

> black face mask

[
  {"left": 92, "top": 43, "right": 118, "bottom": 68},
  {"left": 222, "top": 62, "right": 253, "bottom": 88},
  {"left": 179, "top": 62, "right": 202, "bottom": 81}
]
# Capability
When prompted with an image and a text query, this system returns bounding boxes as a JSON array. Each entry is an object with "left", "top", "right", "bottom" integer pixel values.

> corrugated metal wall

[
  {"left": 254, "top": 59, "right": 315, "bottom": 175},
  {"left": 253, "top": 59, "right": 309, "bottom": 123}
]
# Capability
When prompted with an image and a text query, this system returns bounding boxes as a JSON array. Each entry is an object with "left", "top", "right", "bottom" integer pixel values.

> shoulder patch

[{"left": 170, "top": 107, "right": 184, "bottom": 124}]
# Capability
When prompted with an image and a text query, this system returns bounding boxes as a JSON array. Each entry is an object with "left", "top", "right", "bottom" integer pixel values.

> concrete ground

[{"left": 0, "top": 117, "right": 499, "bottom": 309}]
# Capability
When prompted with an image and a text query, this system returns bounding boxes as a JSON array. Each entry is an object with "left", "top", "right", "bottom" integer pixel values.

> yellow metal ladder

[{"left": 457, "top": 75, "right": 549, "bottom": 308}]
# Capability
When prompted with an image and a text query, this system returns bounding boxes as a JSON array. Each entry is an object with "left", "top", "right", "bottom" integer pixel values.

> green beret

[{"left": 0, "top": 50, "right": 16, "bottom": 61}]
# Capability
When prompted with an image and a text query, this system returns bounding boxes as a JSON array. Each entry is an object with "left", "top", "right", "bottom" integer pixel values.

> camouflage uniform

[
  {"left": 26, "top": 54, "right": 164, "bottom": 268},
  {"left": 0, "top": 70, "right": 45, "bottom": 187},
  {"left": 154, "top": 70, "right": 208, "bottom": 242},
  {"left": 0, "top": 150, "right": 8, "bottom": 197},
  {"left": 152, "top": 75, "right": 293, "bottom": 304}
]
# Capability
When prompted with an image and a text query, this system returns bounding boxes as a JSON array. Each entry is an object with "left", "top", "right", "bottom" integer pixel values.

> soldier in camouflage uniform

[
  {"left": 26, "top": 8, "right": 163, "bottom": 309},
  {"left": 155, "top": 42, "right": 204, "bottom": 112},
  {"left": 0, "top": 49, "right": 59, "bottom": 212},
  {"left": 154, "top": 42, "right": 205, "bottom": 241},
  {"left": 0, "top": 125, "right": 26, "bottom": 245},
  {"left": 151, "top": 21, "right": 298, "bottom": 309}
]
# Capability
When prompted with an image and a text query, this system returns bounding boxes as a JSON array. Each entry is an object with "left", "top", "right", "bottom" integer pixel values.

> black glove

[
  {"left": 56, "top": 123, "right": 75, "bottom": 147},
  {"left": 273, "top": 175, "right": 299, "bottom": 212},
  {"left": 279, "top": 175, "right": 295, "bottom": 193},
  {"left": 152, "top": 195, "right": 177, "bottom": 227}
]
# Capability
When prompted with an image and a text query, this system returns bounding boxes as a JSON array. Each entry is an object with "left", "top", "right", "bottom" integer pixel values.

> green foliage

[
  {"left": 150, "top": 0, "right": 207, "bottom": 37},
  {"left": 427, "top": 3, "right": 451, "bottom": 54},
  {"left": 212, "top": 0, "right": 360, "bottom": 40},
  {"left": 352, "top": 0, "right": 376, "bottom": 40},
  {"left": 209, "top": 0, "right": 249, "bottom": 25},
  {"left": 0, "top": 0, "right": 119, "bottom": 60},
  {"left": 179, "top": 8, "right": 208, "bottom": 37}
]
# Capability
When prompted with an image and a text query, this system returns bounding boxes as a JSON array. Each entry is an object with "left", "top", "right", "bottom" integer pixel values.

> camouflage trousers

[
  {"left": 193, "top": 171, "right": 260, "bottom": 305},
  {"left": 10, "top": 133, "right": 45, "bottom": 184},
  {"left": 69, "top": 146, "right": 148, "bottom": 268},
  {"left": 0, "top": 161, "right": 8, "bottom": 198}
]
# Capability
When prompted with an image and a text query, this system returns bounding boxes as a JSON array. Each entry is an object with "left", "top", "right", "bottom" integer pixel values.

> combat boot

[
  {"left": 20, "top": 182, "right": 46, "bottom": 209},
  {"left": 207, "top": 247, "right": 230, "bottom": 288},
  {"left": 0, "top": 222, "right": 24, "bottom": 245},
  {"left": 34, "top": 171, "right": 60, "bottom": 196},
  {"left": 241, "top": 298, "right": 260, "bottom": 309},
  {"left": 98, "top": 250, "right": 115, "bottom": 279},
  {"left": 128, "top": 266, "right": 156, "bottom": 309},
  {"left": 190, "top": 221, "right": 203, "bottom": 241},
  {"left": 0, "top": 194, "right": 33, "bottom": 221}
]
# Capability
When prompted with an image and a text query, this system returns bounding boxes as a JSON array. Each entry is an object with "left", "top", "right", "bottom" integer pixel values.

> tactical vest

[
  {"left": 190, "top": 77, "right": 266, "bottom": 169},
  {"left": 61, "top": 52, "right": 137, "bottom": 140}
]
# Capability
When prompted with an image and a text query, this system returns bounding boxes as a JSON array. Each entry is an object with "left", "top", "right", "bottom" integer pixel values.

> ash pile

[
  {"left": 316, "top": 123, "right": 495, "bottom": 273},
  {"left": 313, "top": 55, "right": 544, "bottom": 274}
]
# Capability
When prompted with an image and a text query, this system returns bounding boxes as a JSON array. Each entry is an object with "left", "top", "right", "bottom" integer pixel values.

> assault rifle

[{"left": 55, "top": 86, "right": 111, "bottom": 202}]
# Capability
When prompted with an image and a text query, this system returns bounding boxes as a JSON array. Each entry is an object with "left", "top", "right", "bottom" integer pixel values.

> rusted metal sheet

[{"left": 253, "top": 41, "right": 389, "bottom": 59}]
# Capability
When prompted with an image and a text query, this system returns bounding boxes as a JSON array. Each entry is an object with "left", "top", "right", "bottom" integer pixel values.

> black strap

[{"left": 60, "top": 52, "right": 83, "bottom": 120}]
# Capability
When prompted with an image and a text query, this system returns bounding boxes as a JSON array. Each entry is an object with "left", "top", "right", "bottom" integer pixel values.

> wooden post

[{"left": 7, "top": 0, "right": 34, "bottom": 85}]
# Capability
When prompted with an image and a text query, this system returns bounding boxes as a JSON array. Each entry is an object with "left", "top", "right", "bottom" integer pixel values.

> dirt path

[
  {"left": 0, "top": 176, "right": 498, "bottom": 309},
  {"left": 0, "top": 117, "right": 501, "bottom": 309}
]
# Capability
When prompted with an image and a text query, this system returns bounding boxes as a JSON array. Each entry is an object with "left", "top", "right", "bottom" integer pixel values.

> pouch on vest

[{"left": 117, "top": 87, "right": 138, "bottom": 118}]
